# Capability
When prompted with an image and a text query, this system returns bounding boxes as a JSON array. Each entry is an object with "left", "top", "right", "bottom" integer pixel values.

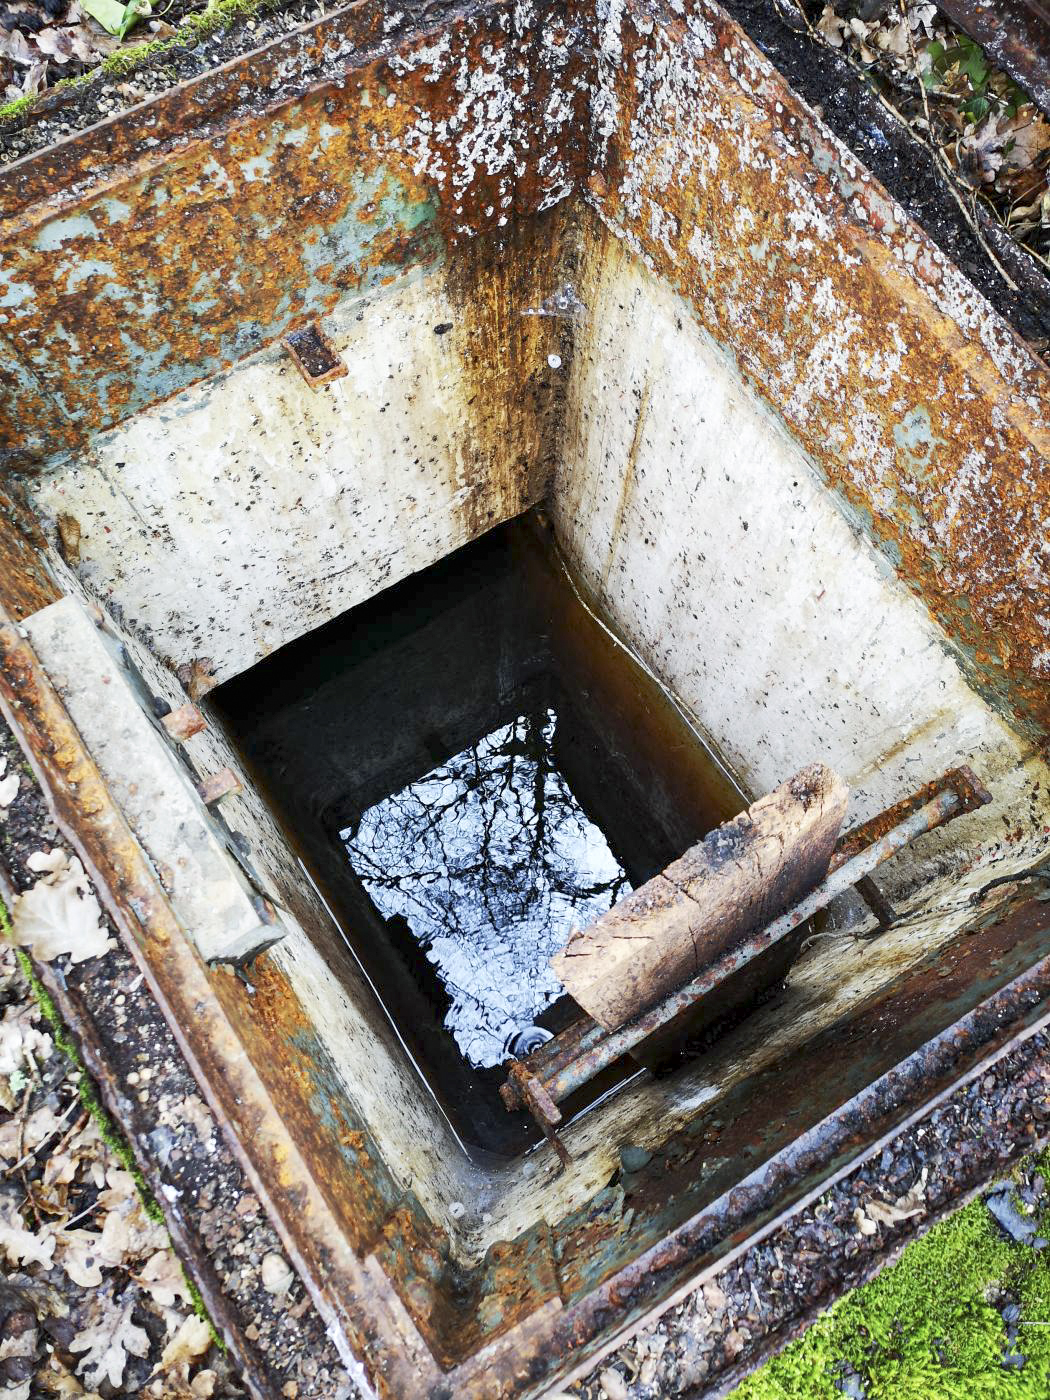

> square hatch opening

[{"left": 210, "top": 514, "right": 746, "bottom": 1160}]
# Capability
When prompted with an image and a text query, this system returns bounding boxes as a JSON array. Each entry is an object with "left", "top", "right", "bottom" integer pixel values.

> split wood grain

[{"left": 551, "top": 763, "right": 848, "bottom": 1030}]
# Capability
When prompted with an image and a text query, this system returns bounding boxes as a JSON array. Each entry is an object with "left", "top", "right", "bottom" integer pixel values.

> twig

[
  {"left": 14, "top": 1078, "right": 39, "bottom": 1226},
  {"left": 13, "top": 1078, "right": 31, "bottom": 1173},
  {"left": 47, "top": 1107, "right": 90, "bottom": 1172},
  {"left": 772, "top": 0, "right": 1026, "bottom": 290},
  {"left": 4, "top": 1094, "right": 81, "bottom": 1177},
  {"left": 59, "top": 1194, "right": 106, "bottom": 1232}
]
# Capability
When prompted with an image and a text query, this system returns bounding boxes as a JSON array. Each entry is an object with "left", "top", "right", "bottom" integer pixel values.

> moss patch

[
  {"left": 1, "top": 896, "right": 223, "bottom": 1346},
  {"left": 0, "top": 0, "right": 280, "bottom": 124},
  {"left": 733, "top": 1160, "right": 1050, "bottom": 1399}
]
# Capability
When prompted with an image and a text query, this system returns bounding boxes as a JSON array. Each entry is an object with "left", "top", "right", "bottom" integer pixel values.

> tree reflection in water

[{"left": 342, "top": 708, "right": 630, "bottom": 1067}]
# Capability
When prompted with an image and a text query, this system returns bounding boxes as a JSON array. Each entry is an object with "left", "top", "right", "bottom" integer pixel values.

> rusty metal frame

[
  {"left": 0, "top": 0, "right": 1048, "bottom": 1393},
  {"left": 2, "top": 596, "right": 1050, "bottom": 1397},
  {"left": 935, "top": 0, "right": 1050, "bottom": 114}
]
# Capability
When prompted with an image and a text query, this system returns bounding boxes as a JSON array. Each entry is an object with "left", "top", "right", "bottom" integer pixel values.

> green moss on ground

[
  {"left": 1, "top": 896, "right": 222, "bottom": 1346},
  {"left": 733, "top": 1156, "right": 1050, "bottom": 1400},
  {"left": 0, "top": 0, "right": 278, "bottom": 124}
]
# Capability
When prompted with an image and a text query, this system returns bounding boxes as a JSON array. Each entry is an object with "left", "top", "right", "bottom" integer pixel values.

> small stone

[
  {"left": 620, "top": 1145, "right": 652, "bottom": 1173},
  {"left": 987, "top": 1190, "right": 1038, "bottom": 1244},
  {"left": 261, "top": 1252, "right": 294, "bottom": 1297},
  {"left": 599, "top": 1368, "right": 628, "bottom": 1400}
]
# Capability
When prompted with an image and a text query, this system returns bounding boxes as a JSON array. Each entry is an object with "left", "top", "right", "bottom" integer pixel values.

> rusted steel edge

[
  {"left": 551, "top": 935, "right": 1050, "bottom": 1396},
  {"left": 831, "top": 765, "right": 991, "bottom": 867},
  {"left": 699, "top": 1102, "right": 1049, "bottom": 1400},
  {"left": 0, "top": 0, "right": 560, "bottom": 220},
  {"left": 934, "top": 0, "right": 1050, "bottom": 116},
  {"left": 0, "top": 609, "right": 445, "bottom": 1400}
]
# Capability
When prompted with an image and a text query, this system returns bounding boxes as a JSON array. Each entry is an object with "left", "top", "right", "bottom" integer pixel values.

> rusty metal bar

[
  {"left": 504, "top": 768, "right": 991, "bottom": 1128},
  {"left": 934, "top": 1, "right": 1050, "bottom": 115},
  {"left": 282, "top": 321, "right": 348, "bottom": 390}
]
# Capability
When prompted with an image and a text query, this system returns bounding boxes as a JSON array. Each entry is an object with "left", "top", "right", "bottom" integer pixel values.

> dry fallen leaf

[
  {"left": 26, "top": 848, "right": 69, "bottom": 880},
  {"left": 159, "top": 1313, "right": 212, "bottom": 1369},
  {"left": 863, "top": 1167, "right": 928, "bottom": 1228},
  {"left": 36, "top": 1352, "right": 103, "bottom": 1397},
  {"left": 57, "top": 1228, "right": 107, "bottom": 1287},
  {"left": 146, "top": 1363, "right": 217, "bottom": 1399},
  {"left": 853, "top": 1204, "right": 877, "bottom": 1236},
  {"left": 11, "top": 850, "right": 114, "bottom": 964},
  {"left": 70, "top": 1291, "right": 150, "bottom": 1389},
  {"left": 0, "top": 1002, "right": 54, "bottom": 1077},
  {"left": 0, "top": 1200, "right": 57, "bottom": 1268},
  {"left": 0, "top": 757, "right": 19, "bottom": 810},
  {"left": 172, "top": 1094, "right": 214, "bottom": 1148},
  {"left": 136, "top": 1249, "right": 192, "bottom": 1309},
  {"left": 867, "top": 1197, "right": 925, "bottom": 1225},
  {"left": 99, "top": 1198, "right": 168, "bottom": 1267},
  {"left": 816, "top": 5, "right": 846, "bottom": 47}
]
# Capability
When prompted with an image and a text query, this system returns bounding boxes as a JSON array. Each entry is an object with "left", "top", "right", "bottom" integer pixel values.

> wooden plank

[{"left": 551, "top": 764, "right": 848, "bottom": 1030}]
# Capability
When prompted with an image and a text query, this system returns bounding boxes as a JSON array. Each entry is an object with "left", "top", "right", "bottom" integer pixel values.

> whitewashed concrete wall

[
  {"left": 550, "top": 225, "right": 1050, "bottom": 897},
  {"left": 29, "top": 253, "right": 568, "bottom": 685}
]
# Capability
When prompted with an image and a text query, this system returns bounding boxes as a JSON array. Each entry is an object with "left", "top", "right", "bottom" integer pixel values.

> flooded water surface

[
  {"left": 213, "top": 513, "right": 744, "bottom": 1157},
  {"left": 344, "top": 707, "right": 631, "bottom": 1068}
]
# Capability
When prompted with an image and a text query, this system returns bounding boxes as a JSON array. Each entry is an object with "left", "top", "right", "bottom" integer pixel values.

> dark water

[
  {"left": 212, "top": 513, "right": 745, "bottom": 1158},
  {"left": 344, "top": 707, "right": 631, "bottom": 1069}
]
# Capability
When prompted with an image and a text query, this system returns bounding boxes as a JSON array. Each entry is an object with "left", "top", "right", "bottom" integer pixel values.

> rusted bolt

[
  {"left": 197, "top": 767, "right": 243, "bottom": 804},
  {"left": 282, "top": 320, "right": 347, "bottom": 389},
  {"left": 161, "top": 703, "right": 207, "bottom": 743},
  {"left": 176, "top": 657, "right": 218, "bottom": 702}
]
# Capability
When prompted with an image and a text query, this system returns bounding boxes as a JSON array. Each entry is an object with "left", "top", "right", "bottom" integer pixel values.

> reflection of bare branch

[{"left": 343, "top": 708, "right": 631, "bottom": 1066}]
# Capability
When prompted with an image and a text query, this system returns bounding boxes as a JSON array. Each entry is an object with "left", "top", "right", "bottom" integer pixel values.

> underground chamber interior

[
  {"left": 210, "top": 512, "right": 747, "bottom": 1160},
  {"left": 16, "top": 215, "right": 1050, "bottom": 1308}
]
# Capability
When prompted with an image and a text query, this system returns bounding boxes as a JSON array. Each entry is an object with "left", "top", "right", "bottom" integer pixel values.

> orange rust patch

[{"left": 588, "top": 0, "right": 1050, "bottom": 736}]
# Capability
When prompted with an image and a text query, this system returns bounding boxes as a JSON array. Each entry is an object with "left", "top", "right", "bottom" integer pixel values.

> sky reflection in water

[{"left": 342, "top": 708, "right": 629, "bottom": 1067}]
